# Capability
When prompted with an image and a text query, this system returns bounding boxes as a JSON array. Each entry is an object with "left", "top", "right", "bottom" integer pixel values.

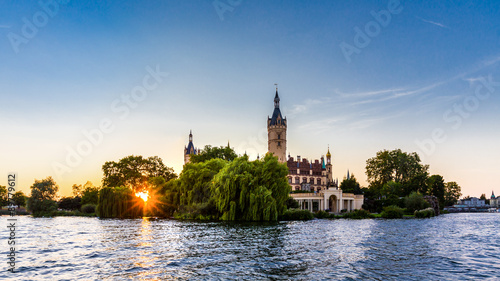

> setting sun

[{"left": 135, "top": 191, "right": 149, "bottom": 203}]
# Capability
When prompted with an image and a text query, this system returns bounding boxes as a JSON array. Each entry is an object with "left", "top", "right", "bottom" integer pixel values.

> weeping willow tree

[
  {"left": 211, "top": 154, "right": 290, "bottom": 221},
  {"left": 96, "top": 186, "right": 144, "bottom": 218}
]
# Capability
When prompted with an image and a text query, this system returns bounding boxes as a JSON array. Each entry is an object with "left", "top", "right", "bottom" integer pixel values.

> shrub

[
  {"left": 280, "top": 209, "right": 314, "bottom": 221},
  {"left": 342, "top": 209, "right": 374, "bottom": 219},
  {"left": 405, "top": 192, "right": 430, "bottom": 214},
  {"left": 81, "top": 204, "right": 96, "bottom": 214},
  {"left": 314, "top": 210, "right": 334, "bottom": 219},
  {"left": 381, "top": 205, "right": 404, "bottom": 219},
  {"left": 414, "top": 207, "right": 435, "bottom": 218}
]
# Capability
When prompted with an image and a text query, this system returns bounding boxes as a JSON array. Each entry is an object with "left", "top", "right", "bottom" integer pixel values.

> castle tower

[
  {"left": 267, "top": 87, "right": 287, "bottom": 162},
  {"left": 326, "top": 146, "right": 333, "bottom": 186},
  {"left": 184, "top": 130, "right": 197, "bottom": 164}
]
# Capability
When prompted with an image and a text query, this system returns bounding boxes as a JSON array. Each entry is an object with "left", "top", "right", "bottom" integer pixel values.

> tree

[
  {"left": 58, "top": 196, "right": 81, "bottom": 210},
  {"left": 12, "top": 191, "right": 27, "bottom": 208},
  {"left": 0, "top": 185, "right": 7, "bottom": 206},
  {"left": 443, "top": 182, "right": 461, "bottom": 207},
  {"left": 405, "top": 192, "right": 429, "bottom": 213},
  {"left": 365, "top": 149, "right": 429, "bottom": 198},
  {"left": 72, "top": 184, "right": 83, "bottom": 197},
  {"left": 27, "top": 177, "right": 59, "bottom": 215},
  {"left": 96, "top": 186, "right": 143, "bottom": 218},
  {"left": 339, "top": 174, "right": 362, "bottom": 194},
  {"left": 102, "top": 155, "right": 177, "bottom": 192},
  {"left": 177, "top": 158, "right": 227, "bottom": 206},
  {"left": 426, "top": 175, "right": 445, "bottom": 208},
  {"left": 211, "top": 154, "right": 290, "bottom": 221},
  {"left": 81, "top": 182, "right": 100, "bottom": 205},
  {"left": 285, "top": 197, "right": 300, "bottom": 209},
  {"left": 190, "top": 145, "right": 238, "bottom": 163}
]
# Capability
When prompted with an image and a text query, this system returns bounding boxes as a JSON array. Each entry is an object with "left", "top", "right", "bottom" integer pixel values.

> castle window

[
  {"left": 278, "top": 134, "right": 281, "bottom": 140},
  {"left": 295, "top": 177, "right": 299, "bottom": 184},
  {"left": 317, "top": 178, "right": 321, "bottom": 185},
  {"left": 277, "top": 141, "right": 281, "bottom": 147},
  {"left": 288, "top": 177, "right": 292, "bottom": 184}
]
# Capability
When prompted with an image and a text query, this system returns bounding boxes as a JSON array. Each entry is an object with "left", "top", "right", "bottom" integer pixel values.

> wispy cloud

[
  {"left": 0, "top": 24, "right": 11, "bottom": 29},
  {"left": 335, "top": 88, "right": 404, "bottom": 98},
  {"left": 288, "top": 97, "right": 331, "bottom": 116},
  {"left": 416, "top": 16, "right": 449, "bottom": 29}
]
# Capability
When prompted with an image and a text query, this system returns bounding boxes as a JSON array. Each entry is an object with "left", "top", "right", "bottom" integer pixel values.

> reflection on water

[{"left": 0, "top": 213, "right": 499, "bottom": 280}]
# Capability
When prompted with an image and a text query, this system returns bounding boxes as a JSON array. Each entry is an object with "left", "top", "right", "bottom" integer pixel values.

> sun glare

[{"left": 135, "top": 191, "right": 149, "bottom": 203}]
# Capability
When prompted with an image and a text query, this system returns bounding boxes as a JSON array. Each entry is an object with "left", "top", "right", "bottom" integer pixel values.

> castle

[{"left": 184, "top": 87, "right": 364, "bottom": 213}]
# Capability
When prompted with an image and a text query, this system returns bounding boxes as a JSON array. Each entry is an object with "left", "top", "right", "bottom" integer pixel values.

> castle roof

[
  {"left": 268, "top": 90, "right": 286, "bottom": 126},
  {"left": 185, "top": 131, "right": 196, "bottom": 155}
]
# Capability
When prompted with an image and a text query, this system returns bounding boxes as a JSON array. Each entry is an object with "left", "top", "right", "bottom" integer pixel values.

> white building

[{"left": 455, "top": 197, "right": 486, "bottom": 208}]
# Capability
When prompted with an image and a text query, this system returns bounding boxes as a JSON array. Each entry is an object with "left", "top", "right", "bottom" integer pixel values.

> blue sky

[{"left": 1, "top": 0, "right": 499, "bottom": 197}]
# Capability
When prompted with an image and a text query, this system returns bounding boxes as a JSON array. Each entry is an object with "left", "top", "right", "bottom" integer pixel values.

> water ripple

[{"left": 0, "top": 213, "right": 498, "bottom": 280}]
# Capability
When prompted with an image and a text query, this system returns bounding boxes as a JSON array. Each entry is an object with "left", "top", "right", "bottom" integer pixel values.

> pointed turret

[{"left": 184, "top": 130, "right": 197, "bottom": 164}]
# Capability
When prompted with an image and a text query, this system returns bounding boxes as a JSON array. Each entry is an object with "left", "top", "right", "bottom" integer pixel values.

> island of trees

[{"left": 12, "top": 146, "right": 464, "bottom": 221}]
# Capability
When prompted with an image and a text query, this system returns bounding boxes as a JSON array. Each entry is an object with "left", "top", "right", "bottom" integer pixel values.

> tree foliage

[
  {"left": 365, "top": 149, "right": 429, "bottom": 198},
  {"left": 426, "top": 175, "right": 445, "bottom": 208},
  {"left": 404, "top": 192, "right": 429, "bottom": 213},
  {"left": 444, "top": 181, "right": 461, "bottom": 207},
  {"left": 178, "top": 158, "right": 227, "bottom": 206},
  {"left": 211, "top": 154, "right": 290, "bottom": 221},
  {"left": 12, "top": 191, "right": 27, "bottom": 208},
  {"left": 96, "top": 186, "right": 143, "bottom": 218},
  {"left": 339, "top": 174, "right": 362, "bottom": 194},
  {"left": 190, "top": 145, "right": 238, "bottom": 163},
  {"left": 102, "top": 155, "right": 177, "bottom": 192},
  {"left": 58, "top": 196, "right": 82, "bottom": 210},
  {"left": 27, "top": 177, "right": 59, "bottom": 215},
  {"left": 0, "top": 185, "right": 7, "bottom": 206}
]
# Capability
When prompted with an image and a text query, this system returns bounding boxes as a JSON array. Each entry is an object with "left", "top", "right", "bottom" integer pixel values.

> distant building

[
  {"left": 184, "top": 130, "right": 198, "bottom": 164},
  {"left": 455, "top": 197, "right": 486, "bottom": 208},
  {"left": 490, "top": 191, "right": 499, "bottom": 208}
]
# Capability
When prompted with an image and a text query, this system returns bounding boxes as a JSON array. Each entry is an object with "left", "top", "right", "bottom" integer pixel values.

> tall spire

[
  {"left": 189, "top": 130, "right": 193, "bottom": 142},
  {"left": 274, "top": 83, "right": 280, "bottom": 109}
]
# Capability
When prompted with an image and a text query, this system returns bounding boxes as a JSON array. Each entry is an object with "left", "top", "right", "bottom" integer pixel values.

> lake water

[{"left": 1, "top": 213, "right": 499, "bottom": 280}]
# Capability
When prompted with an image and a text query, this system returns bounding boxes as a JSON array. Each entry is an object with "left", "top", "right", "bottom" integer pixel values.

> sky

[{"left": 1, "top": 0, "right": 499, "bottom": 198}]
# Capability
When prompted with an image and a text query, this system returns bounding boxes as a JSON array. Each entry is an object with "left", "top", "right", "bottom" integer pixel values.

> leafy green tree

[
  {"left": 405, "top": 192, "right": 429, "bottom": 213},
  {"left": 190, "top": 145, "right": 238, "bottom": 163},
  {"left": 72, "top": 184, "right": 83, "bottom": 197},
  {"left": 12, "top": 191, "right": 27, "bottom": 208},
  {"left": 178, "top": 158, "right": 227, "bottom": 206},
  {"left": 365, "top": 149, "right": 429, "bottom": 198},
  {"left": 426, "top": 175, "right": 445, "bottom": 208},
  {"left": 81, "top": 182, "right": 100, "bottom": 205},
  {"left": 96, "top": 186, "right": 143, "bottom": 218},
  {"left": 339, "top": 174, "right": 362, "bottom": 194},
  {"left": 27, "top": 177, "right": 59, "bottom": 215},
  {"left": 58, "top": 196, "right": 81, "bottom": 210},
  {"left": 211, "top": 154, "right": 290, "bottom": 221},
  {"left": 285, "top": 197, "right": 300, "bottom": 209},
  {"left": 102, "top": 155, "right": 177, "bottom": 192},
  {"left": 444, "top": 182, "right": 461, "bottom": 207},
  {"left": 0, "top": 185, "right": 7, "bottom": 206}
]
